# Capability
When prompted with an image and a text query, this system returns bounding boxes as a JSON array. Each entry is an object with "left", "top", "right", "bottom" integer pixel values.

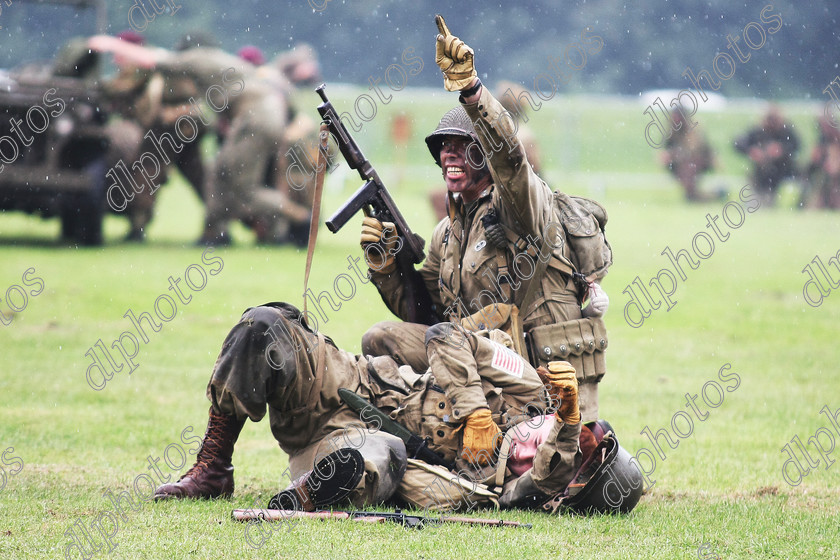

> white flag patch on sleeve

[{"left": 490, "top": 341, "right": 524, "bottom": 378}]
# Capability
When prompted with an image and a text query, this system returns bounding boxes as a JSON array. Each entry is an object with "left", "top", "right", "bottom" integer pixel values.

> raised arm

[
  {"left": 434, "top": 15, "right": 554, "bottom": 239},
  {"left": 88, "top": 35, "right": 162, "bottom": 69}
]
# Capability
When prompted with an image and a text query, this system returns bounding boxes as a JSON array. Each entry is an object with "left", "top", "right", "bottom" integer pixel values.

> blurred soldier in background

[
  {"left": 219, "top": 42, "right": 323, "bottom": 246},
  {"left": 99, "top": 31, "right": 148, "bottom": 240},
  {"left": 801, "top": 114, "right": 840, "bottom": 209},
  {"left": 735, "top": 105, "right": 799, "bottom": 207},
  {"left": 256, "top": 43, "right": 326, "bottom": 246},
  {"left": 101, "top": 31, "right": 209, "bottom": 241},
  {"left": 90, "top": 33, "right": 301, "bottom": 245},
  {"left": 660, "top": 108, "right": 716, "bottom": 202},
  {"left": 264, "top": 109, "right": 320, "bottom": 246}
]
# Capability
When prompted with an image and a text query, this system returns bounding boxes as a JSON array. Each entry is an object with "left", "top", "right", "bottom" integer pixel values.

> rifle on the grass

[
  {"left": 315, "top": 84, "right": 437, "bottom": 325},
  {"left": 231, "top": 508, "right": 532, "bottom": 529}
]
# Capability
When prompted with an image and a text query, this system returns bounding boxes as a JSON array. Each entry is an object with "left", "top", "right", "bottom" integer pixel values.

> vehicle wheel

[
  {"left": 60, "top": 206, "right": 75, "bottom": 240},
  {"left": 60, "top": 158, "right": 106, "bottom": 246}
]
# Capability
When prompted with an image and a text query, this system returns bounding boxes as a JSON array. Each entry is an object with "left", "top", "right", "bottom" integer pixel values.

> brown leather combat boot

[{"left": 154, "top": 409, "right": 245, "bottom": 500}]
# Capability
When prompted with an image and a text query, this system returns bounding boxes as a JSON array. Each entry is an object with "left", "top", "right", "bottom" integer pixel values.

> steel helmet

[
  {"left": 424, "top": 106, "right": 480, "bottom": 166},
  {"left": 556, "top": 426, "right": 644, "bottom": 515}
]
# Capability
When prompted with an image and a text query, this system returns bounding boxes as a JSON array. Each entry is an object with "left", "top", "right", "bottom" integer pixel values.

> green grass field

[{"left": 1, "top": 90, "right": 838, "bottom": 559}]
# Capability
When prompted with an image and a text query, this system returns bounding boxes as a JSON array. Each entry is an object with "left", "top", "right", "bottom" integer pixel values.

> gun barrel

[
  {"left": 232, "top": 509, "right": 351, "bottom": 522},
  {"left": 315, "top": 83, "right": 328, "bottom": 103},
  {"left": 440, "top": 516, "right": 533, "bottom": 529}
]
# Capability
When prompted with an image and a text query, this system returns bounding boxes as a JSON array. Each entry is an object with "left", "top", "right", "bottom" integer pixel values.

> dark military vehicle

[{"left": 0, "top": 0, "right": 109, "bottom": 245}]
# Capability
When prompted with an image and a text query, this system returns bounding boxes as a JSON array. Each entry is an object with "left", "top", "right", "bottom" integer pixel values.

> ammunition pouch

[
  {"left": 526, "top": 317, "right": 608, "bottom": 383},
  {"left": 391, "top": 377, "right": 460, "bottom": 465}
]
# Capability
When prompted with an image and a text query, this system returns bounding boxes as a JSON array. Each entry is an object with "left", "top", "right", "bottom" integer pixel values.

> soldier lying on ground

[{"left": 151, "top": 302, "right": 641, "bottom": 513}]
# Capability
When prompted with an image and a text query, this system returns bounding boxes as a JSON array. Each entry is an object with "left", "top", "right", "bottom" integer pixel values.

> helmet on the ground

[
  {"left": 559, "top": 426, "right": 644, "bottom": 515},
  {"left": 425, "top": 106, "right": 479, "bottom": 166}
]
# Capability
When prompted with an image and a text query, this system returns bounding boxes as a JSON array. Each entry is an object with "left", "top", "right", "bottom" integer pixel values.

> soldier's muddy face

[{"left": 439, "top": 136, "right": 489, "bottom": 202}]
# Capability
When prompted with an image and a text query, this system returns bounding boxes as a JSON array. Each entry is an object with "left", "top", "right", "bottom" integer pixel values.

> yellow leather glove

[
  {"left": 461, "top": 408, "right": 502, "bottom": 466},
  {"left": 537, "top": 361, "right": 581, "bottom": 425},
  {"left": 360, "top": 216, "right": 398, "bottom": 273},
  {"left": 434, "top": 15, "right": 477, "bottom": 92}
]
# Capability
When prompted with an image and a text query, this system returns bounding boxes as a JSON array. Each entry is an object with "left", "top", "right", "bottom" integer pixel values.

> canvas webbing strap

[
  {"left": 516, "top": 220, "right": 555, "bottom": 316},
  {"left": 303, "top": 124, "right": 330, "bottom": 318},
  {"left": 494, "top": 433, "right": 515, "bottom": 488}
]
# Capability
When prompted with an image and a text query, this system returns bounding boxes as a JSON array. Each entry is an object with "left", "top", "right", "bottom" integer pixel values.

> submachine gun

[{"left": 315, "top": 84, "right": 436, "bottom": 324}]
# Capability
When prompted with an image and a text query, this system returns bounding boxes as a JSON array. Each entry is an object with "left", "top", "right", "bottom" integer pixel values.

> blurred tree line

[{"left": 0, "top": 0, "right": 836, "bottom": 99}]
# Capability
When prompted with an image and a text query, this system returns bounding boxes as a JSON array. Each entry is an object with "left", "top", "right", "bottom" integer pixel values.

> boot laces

[{"left": 180, "top": 416, "right": 229, "bottom": 480}]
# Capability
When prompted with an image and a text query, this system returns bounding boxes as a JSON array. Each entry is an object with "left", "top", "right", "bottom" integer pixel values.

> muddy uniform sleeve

[
  {"left": 426, "top": 327, "right": 488, "bottom": 423},
  {"left": 157, "top": 48, "right": 249, "bottom": 93},
  {"left": 425, "top": 325, "right": 547, "bottom": 423},
  {"left": 368, "top": 219, "right": 447, "bottom": 323},
  {"left": 461, "top": 87, "right": 554, "bottom": 239}
]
